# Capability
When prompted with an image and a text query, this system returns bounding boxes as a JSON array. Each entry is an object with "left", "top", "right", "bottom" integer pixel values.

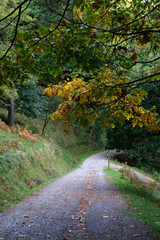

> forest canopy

[{"left": 0, "top": 0, "right": 160, "bottom": 130}]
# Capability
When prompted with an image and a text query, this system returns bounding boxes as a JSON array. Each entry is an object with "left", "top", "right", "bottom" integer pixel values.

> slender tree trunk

[
  {"left": 8, "top": 94, "right": 15, "bottom": 126},
  {"left": 42, "top": 117, "right": 50, "bottom": 135}
]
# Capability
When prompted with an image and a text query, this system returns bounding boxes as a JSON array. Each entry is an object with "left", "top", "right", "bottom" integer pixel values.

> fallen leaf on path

[
  {"left": 132, "top": 234, "right": 140, "bottom": 237},
  {"left": 23, "top": 215, "right": 29, "bottom": 218},
  {"left": 103, "top": 215, "right": 113, "bottom": 218},
  {"left": 80, "top": 211, "right": 87, "bottom": 215}
]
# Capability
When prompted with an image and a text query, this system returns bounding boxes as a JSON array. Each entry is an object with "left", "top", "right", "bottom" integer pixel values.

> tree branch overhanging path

[
  {"left": 0, "top": 0, "right": 71, "bottom": 60},
  {"left": 0, "top": 0, "right": 159, "bottom": 67},
  {"left": 0, "top": 0, "right": 160, "bottom": 130},
  {"left": 0, "top": 0, "right": 32, "bottom": 60}
]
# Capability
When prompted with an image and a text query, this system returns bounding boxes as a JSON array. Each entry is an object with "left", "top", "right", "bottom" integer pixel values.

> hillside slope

[{"left": 0, "top": 109, "right": 100, "bottom": 211}]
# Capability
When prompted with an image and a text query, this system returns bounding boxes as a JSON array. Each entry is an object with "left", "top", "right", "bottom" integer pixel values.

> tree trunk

[
  {"left": 8, "top": 95, "right": 15, "bottom": 126},
  {"left": 42, "top": 117, "right": 50, "bottom": 135}
]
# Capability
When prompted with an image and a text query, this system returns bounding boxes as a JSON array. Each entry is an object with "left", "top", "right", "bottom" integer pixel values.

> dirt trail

[
  {"left": 0, "top": 151, "right": 156, "bottom": 240},
  {"left": 109, "top": 150, "right": 155, "bottom": 182}
]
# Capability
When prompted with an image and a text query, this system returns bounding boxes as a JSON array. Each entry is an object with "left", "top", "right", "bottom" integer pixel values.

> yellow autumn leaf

[
  {"left": 44, "top": 88, "right": 53, "bottom": 97},
  {"left": 139, "top": 122, "right": 143, "bottom": 128}
]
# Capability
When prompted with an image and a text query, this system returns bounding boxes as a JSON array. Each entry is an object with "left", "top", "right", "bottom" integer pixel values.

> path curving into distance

[{"left": 0, "top": 151, "right": 156, "bottom": 240}]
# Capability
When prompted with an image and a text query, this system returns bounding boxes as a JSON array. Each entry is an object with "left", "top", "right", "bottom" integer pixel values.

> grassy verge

[
  {"left": 0, "top": 109, "right": 101, "bottom": 212},
  {"left": 110, "top": 159, "right": 159, "bottom": 181},
  {"left": 104, "top": 168, "right": 160, "bottom": 238},
  {"left": 109, "top": 152, "right": 160, "bottom": 181}
]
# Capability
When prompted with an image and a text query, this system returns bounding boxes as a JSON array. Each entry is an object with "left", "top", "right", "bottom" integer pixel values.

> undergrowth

[
  {"left": 104, "top": 167, "right": 160, "bottom": 238},
  {"left": 0, "top": 109, "right": 100, "bottom": 211}
]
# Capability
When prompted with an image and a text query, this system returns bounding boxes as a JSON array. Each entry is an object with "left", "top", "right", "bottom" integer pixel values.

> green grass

[
  {"left": 0, "top": 109, "right": 101, "bottom": 211},
  {"left": 104, "top": 168, "right": 160, "bottom": 238}
]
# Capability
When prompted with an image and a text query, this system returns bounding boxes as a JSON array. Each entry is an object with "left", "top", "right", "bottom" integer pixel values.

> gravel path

[
  {"left": 109, "top": 150, "right": 155, "bottom": 182},
  {"left": 0, "top": 151, "right": 156, "bottom": 240}
]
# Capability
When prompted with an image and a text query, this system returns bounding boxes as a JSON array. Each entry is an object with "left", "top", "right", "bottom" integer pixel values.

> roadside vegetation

[
  {"left": 0, "top": 108, "right": 100, "bottom": 212},
  {"left": 105, "top": 166, "right": 160, "bottom": 238}
]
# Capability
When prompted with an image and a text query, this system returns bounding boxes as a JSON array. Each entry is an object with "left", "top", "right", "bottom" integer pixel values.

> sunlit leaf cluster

[{"left": 45, "top": 68, "right": 160, "bottom": 130}]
